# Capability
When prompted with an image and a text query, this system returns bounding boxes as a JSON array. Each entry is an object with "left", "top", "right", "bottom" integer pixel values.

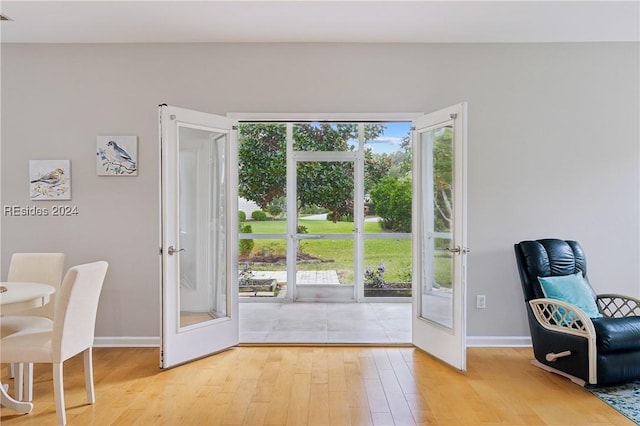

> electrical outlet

[{"left": 476, "top": 295, "right": 486, "bottom": 309}]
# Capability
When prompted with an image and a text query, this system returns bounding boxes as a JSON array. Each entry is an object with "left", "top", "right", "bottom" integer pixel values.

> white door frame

[
  {"left": 230, "top": 113, "right": 422, "bottom": 303},
  {"left": 290, "top": 147, "right": 358, "bottom": 302}
]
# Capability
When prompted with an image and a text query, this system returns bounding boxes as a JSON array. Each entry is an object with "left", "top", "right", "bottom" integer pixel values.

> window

[{"left": 236, "top": 117, "right": 414, "bottom": 301}]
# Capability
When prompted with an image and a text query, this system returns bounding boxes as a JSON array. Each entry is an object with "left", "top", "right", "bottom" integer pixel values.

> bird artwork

[
  {"left": 29, "top": 160, "right": 71, "bottom": 200},
  {"left": 30, "top": 167, "right": 64, "bottom": 186},
  {"left": 97, "top": 136, "right": 138, "bottom": 176}
]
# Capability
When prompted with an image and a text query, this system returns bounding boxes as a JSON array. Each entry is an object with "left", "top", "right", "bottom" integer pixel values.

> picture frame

[
  {"left": 29, "top": 159, "right": 71, "bottom": 200},
  {"left": 96, "top": 135, "right": 138, "bottom": 176}
]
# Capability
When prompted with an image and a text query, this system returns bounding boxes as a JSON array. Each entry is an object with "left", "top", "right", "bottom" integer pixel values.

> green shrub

[
  {"left": 239, "top": 224, "right": 254, "bottom": 255},
  {"left": 327, "top": 214, "right": 353, "bottom": 222},
  {"left": 370, "top": 176, "right": 412, "bottom": 232},
  {"left": 238, "top": 210, "right": 247, "bottom": 222},
  {"left": 251, "top": 210, "right": 268, "bottom": 221},
  {"left": 267, "top": 204, "right": 282, "bottom": 217}
]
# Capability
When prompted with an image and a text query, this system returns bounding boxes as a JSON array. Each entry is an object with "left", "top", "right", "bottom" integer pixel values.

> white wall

[{"left": 1, "top": 42, "right": 638, "bottom": 342}]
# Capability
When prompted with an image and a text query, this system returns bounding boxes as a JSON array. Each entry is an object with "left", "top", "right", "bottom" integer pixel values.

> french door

[
  {"left": 412, "top": 103, "right": 468, "bottom": 370},
  {"left": 158, "top": 104, "right": 467, "bottom": 364},
  {"left": 292, "top": 155, "right": 357, "bottom": 301},
  {"left": 159, "top": 105, "right": 239, "bottom": 368}
]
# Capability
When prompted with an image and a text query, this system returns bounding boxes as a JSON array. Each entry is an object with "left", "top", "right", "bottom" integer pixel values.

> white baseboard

[
  {"left": 466, "top": 336, "right": 532, "bottom": 347},
  {"left": 93, "top": 335, "right": 531, "bottom": 348},
  {"left": 94, "top": 336, "right": 160, "bottom": 347}
]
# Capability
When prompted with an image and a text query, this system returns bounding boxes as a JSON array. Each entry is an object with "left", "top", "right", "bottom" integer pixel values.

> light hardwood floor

[{"left": 0, "top": 346, "right": 632, "bottom": 425}]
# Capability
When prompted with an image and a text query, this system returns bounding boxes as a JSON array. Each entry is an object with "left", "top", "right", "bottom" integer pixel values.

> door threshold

[{"left": 238, "top": 342, "right": 414, "bottom": 348}]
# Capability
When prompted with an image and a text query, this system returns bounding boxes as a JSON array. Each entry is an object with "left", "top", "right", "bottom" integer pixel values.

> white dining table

[{"left": 0, "top": 281, "right": 56, "bottom": 414}]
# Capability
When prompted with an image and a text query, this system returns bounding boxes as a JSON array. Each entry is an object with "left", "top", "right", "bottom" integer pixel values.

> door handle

[
  {"left": 167, "top": 245, "right": 185, "bottom": 255},
  {"left": 446, "top": 246, "right": 470, "bottom": 255}
]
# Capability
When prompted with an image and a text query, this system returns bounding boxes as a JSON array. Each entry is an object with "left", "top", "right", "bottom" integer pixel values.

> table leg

[{"left": 1, "top": 380, "right": 32, "bottom": 414}]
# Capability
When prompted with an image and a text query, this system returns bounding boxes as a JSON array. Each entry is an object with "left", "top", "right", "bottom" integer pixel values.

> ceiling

[{"left": 0, "top": 1, "right": 638, "bottom": 44}]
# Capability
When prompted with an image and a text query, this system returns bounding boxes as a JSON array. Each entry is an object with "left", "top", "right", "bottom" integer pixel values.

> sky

[{"left": 365, "top": 122, "right": 412, "bottom": 155}]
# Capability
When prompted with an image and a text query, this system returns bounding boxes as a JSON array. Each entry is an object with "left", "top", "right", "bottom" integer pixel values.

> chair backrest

[
  {"left": 7, "top": 253, "right": 65, "bottom": 319},
  {"left": 514, "top": 239, "right": 595, "bottom": 302},
  {"left": 52, "top": 261, "right": 108, "bottom": 362}
]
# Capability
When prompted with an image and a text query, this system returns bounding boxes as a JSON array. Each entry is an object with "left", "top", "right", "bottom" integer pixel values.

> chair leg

[
  {"left": 9, "top": 362, "right": 15, "bottom": 379},
  {"left": 15, "top": 363, "right": 23, "bottom": 400},
  {"left": 53, "top": 362, "right": 66, "bottom": 426},
  {"left": 25, "top": 363, "right": 33, "bottom": 402},
  {"left": 83, "top": 348, "right": 95, "bottom": 404}
]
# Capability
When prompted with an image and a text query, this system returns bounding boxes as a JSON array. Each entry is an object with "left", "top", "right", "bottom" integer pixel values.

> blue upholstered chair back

[{"left": 514, "top": 239, "right": 595, "bottom": 302}]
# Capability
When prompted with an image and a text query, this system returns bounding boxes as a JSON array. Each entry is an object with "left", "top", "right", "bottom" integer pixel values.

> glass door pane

[
  {"left": 363, "top": 239, "right": 412, "bottom": 298},
  {"left": 363, "top": 122, "right": 413, "bottom": 299},
  {"left": 297, "top": 238, "right": 355, "bottom": 285},
  {"left": 178, "top": 126, "right": 228, "bottom": 328},
  {"left": 295, "top": 160, "right": 355, "bottom": 300},
  {"left": 237, "top": 123, "right": 288, "bottom": 300},
  {"left": 419, "top": 125, "right": 454, "bottom": 328}
]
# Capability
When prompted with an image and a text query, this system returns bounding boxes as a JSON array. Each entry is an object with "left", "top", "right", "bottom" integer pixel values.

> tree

[
  {"left": 294, "top": 123, "right": 355, "bottom": 221},
  {"left": 238, "top": 124, "right": 286, "bottom": 209},
  {"left": 398, "top": 133, "right": 412, "bottom": 176},
  {"left": 364, "top": 149, "right": 392, "bottom": 194},
  {"left": 432, "top": 128, "right": 453, "bottom": 232},
  {"left": 238, "top": 123, "right": 385, "bottom": 222}
]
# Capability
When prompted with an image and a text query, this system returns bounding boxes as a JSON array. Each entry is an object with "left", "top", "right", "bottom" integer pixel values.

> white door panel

[
  {"left": 160, "top": 105, "right": 238, "bottom": 368},
  {"left": 412, "top": 103, "right": 468, "bottom": 370}
]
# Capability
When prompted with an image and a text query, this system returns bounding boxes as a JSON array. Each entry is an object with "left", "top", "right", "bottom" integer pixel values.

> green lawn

[
  {"left": 242, "top": 218, "right": 383, "bottom": 234},
  {"left": 240, "top": 219, "right": 452, "bottom": 287}
]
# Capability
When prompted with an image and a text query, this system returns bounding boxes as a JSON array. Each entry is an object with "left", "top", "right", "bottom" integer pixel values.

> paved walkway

[
  {"left": 301, "top": 214, "right": 381, "bottom": 222},
  {"left": 253, "top": 270, "right": 340, "bottom": 285}
]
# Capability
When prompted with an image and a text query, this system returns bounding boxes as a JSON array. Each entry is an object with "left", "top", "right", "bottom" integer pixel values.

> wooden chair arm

[
  {"left": 528, "top": 298, "right": 597, "bottom": 339},
  {"left": 596, "top": 294, "right": 640, "bottom": 318},
  {"left": 528, "top": 298, "right": 598, "bottom": 385}
]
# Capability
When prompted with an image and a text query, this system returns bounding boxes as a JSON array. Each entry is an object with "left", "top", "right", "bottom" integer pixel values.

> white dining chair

[
  {"left": 3, "top": 252, "right": 65, "bottom": 401},
  {"left": 7, "top": 253, "right": 65, "bottom": 319},
  {"left": 0, "top": 261, "right": 108, "bottom": 426}
]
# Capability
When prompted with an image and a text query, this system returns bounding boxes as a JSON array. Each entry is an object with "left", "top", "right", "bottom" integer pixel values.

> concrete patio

[
  {"left": 238, "top": 270, "right": 451, "bottom": 344},
  {"left": 239, "top": 301, "right": 412, "bottom": 344}
]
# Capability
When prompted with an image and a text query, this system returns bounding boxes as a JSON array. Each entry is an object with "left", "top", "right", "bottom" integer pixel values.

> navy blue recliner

[{"left": 514, "top": 239, "right": 640, "bottom": 386}]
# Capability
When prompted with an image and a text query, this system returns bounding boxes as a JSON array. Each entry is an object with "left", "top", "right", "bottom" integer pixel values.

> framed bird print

[
  {"left": 96, "top": 135, "right": 138, "bottom": 176},
  {"left": 29, "top": 159, "right": 71, "bottom": 200}
]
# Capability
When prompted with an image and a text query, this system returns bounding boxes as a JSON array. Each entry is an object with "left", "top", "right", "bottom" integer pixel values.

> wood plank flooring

[{"left": 0, "top": 346, "right": 632, "bottom": 425}]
